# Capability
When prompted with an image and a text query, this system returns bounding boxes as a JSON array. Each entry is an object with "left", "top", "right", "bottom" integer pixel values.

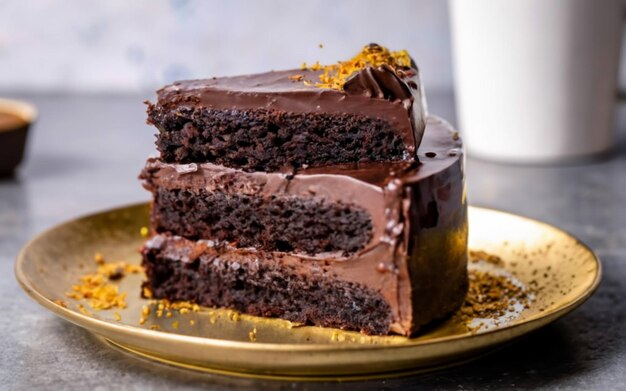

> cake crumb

[
  {"left": 140, "top": 226, "right": 149, "bottom": 237},
  {"left": 288, "top": 74, "right": 304, "bottom": 82},
  {"left": 460, "top": 268, "right": 531, "bottom": 328},
  {"left": 78, "top": 304, "right": 91, "bottom": 316},
  {"left": 229, "top": 311, "right": 241, "bottom": 322},
  {"left": 53, "top": 299, "right": 68, "bottom": 308},
  {"left": 94, "top": 252, "right": 105, "bottom": 265},
  {"left": 248, "top": 327, "right": 257, "bottom": 342},
  {"left": 114, "top": 312, "right": 121, "bottom": 321},
  {"left": 460, "top": 250, "right": 535, "bottom": 331},
  {"left": 172, "top": 320, "right": 180, "bottom": 330},
  {"left": 150, "top": 324, "right": 160, "bottom": 330},
  {"left": 67, "top": 258, "right": 143, "bottom": 311},
  {"left": 189, "top": 319, "right": 195, "bottom": 326},
  {"left": 142, "top": 287, "right": 153, "bottom": 299}
]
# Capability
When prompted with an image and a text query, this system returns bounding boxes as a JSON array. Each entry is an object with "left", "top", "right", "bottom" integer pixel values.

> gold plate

[{"left": 15, "top": 204, "right": 600, "bottom": 380}]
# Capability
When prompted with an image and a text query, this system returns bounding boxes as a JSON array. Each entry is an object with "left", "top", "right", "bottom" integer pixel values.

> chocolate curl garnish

[{"left": 343, "top": 65, "right": 413, "bottom": 103}]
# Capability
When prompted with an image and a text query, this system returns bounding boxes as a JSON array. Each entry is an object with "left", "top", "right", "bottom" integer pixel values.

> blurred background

[
  {"left": 1, "top": 0, "right": 456, "bottom": 93},
  {"left": 1, "top": 0, "right": 626, "bottom": 94}
]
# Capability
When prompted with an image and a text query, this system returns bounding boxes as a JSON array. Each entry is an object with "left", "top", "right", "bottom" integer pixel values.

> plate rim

[{"left": 15, "top": 203, "right": 602, "bottom": 353}]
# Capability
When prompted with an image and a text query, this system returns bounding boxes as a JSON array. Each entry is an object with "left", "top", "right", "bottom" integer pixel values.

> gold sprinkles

[
  {"left": 66, "top": 254, "right": 142, "bottom": 311},
  {"left": 248, "top": 327, "right": 257, "bottom": 342},
  {"left": 301, "top": 44, "right": 411, "bottom": 90},
  {"left": 288, "top": 74, "right": 304, "bottom": 82},
  {"left": 53, "top": 299, "right": 68, "bottom": 308}
]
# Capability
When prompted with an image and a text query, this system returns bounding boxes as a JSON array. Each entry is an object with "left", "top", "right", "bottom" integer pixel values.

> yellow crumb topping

[
  {"left": 302, "top": 44, "right": 411, "bottom": 90},
  {"left": 248, "top": 327, "right": 257, "bottom": 342},
  {"left": 66, "top": 253, "right": 143, "bottom": 311},
  {"left": 288, "top": 74, "right": 304, "bottom": 82},
  {"left": 53, "top": 299, "right": 68, "bottom": 308},
  {"left": 78, "top": 304, "right": 92, "bottom": 316},
  {"left": 142, "top": 287, "right": 153, "bottom": 299},
  {"left": 150, "top": 299, "right": 200, "bottom": 320}
]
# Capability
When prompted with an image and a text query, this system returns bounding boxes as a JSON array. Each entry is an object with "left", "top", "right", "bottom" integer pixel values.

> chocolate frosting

[
  {"left": 154, "top": 64, "right": 427, "bottom": 158},
  {"left": 343, "top": 63, "right": 427, "bottom": 147},
  {"left": 141, "top": 116, "right": 467, "bottom": 335}
]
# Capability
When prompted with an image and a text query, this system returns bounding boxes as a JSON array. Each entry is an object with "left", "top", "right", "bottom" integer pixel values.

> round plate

[{"left": 15, "top": 204, "right": 600, "bottom": 380}]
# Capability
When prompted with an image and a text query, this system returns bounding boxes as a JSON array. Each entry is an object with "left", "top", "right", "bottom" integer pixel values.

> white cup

[{"left": 450, "top": 0, "right": 623, "bottom": 163}]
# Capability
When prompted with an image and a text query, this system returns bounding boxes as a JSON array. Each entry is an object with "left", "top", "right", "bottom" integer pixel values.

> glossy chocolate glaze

[
  {"left": 152, "top": 63, "right": 426, "bottom": 158},
  {"left": 141, "top": 116, "right": 467, "bottom": 335}
]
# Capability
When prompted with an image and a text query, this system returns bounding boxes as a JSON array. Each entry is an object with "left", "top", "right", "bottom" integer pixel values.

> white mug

[{"left": 450, "top": 0, "right": 623, "bottom": 163}]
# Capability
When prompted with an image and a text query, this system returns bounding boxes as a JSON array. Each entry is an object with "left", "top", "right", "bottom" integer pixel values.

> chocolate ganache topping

[{"left": 152, "top": 44, "right": 427, "bottom": 160}]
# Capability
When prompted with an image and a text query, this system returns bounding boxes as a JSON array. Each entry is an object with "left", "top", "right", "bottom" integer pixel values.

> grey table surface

[{"left": 1, "top": 92, "right": 624, "bottom": 391}]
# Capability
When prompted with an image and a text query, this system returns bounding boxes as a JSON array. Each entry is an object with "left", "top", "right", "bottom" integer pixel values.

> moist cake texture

[
  {"left": 147, "top": 104, "right": 410, "bottom": 172},
  {"left": 147, "top": 187, "right": 373, "bottom": 255},
  {"left": 140, "top": 44, "right": 468, "bottom": 336},
  {"left": 143, "top": 235, "right": 394, "bottom": 335}
]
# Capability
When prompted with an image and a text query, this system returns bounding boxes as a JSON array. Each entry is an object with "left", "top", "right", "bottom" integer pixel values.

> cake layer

[
  {"left": 147, "top": 105, "right": 409, "bottom": 171},
  {"left": 142, "top": 234, "right": 393, "bottom": 335},
  {"left": 140, "top": 116, "right": 469, "bottom": 335},
  {"left": 151, "top": 188, "right": 373, "bottom": 254},
  {"left": 146, "top": 61, "right": 426, "bottom": 171}
]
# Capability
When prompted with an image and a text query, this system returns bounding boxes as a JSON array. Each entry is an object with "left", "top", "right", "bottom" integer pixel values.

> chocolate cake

[
  {"left": 146, "top": 45, "right": 426, "bottom": 172},
  {"left": 140, "top": 44, "right": 468, "bottom": 336}
]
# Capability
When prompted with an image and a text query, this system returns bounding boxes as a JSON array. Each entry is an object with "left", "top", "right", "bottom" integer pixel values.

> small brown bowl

[{"left": 0, "top": 98, "right": 37, "bottom": 177}]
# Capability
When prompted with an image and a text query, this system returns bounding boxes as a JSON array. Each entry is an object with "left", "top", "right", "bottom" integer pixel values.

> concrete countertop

[{"left": 1, "top": 92, "right": 624, "bottom": 390}]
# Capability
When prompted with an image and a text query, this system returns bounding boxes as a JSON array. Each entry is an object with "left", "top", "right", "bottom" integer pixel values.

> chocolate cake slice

[
  {"left": 140, "top": 44, "right": 468, "bottom": 336},
  {"left": 146, "top": 44, "right": 427, "bottom": 172},
  {"left": 141, "top": 117, "right": 468, "bottom": 336}
]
